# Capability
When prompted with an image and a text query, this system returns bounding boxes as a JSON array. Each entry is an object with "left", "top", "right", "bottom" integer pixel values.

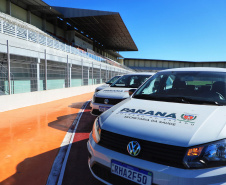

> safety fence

[{"left": 0, "top": 49, "right": 124, "bottom": 95}]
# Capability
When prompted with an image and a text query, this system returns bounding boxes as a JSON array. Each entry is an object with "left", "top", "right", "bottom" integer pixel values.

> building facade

[{"left": 124, "top": 58, "right": 226, "bottom": 72}]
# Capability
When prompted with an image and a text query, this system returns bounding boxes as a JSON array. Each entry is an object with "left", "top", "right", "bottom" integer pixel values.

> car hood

[
  {"left": 100, "top": 98, "right": 226, "bottom": 147},
  {"left": 96, "top": 84, "right": 109, "bottom": 91},
  {"left": 95, "top": 87, "right": 132, "bottom": 99}
]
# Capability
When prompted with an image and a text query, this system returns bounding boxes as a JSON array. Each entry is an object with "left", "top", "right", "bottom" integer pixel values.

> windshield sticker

[
  {"left": 103, "top": 90, "right": 124, "bottom": 93},
  {"left": 114, "top": 84, "right": 125, "bottom": 86},
  {"left": 117, "top": 108, "right": 197, "bottom": 127}
]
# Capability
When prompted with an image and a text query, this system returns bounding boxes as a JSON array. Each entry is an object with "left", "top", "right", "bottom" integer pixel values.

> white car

[
  {"left": 90, "top": 73, "right": 155, "bottom": 115},
  {"left": 88, "top": 67, "right": 226, "bottom": 185},
  {"left": 95, "top": 75, "right": 121, "bottom": 93}
]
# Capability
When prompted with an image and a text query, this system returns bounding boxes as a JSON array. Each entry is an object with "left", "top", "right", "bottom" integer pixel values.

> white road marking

[{"left": 46, "top": 100, "right": 90, "bottom": 185}]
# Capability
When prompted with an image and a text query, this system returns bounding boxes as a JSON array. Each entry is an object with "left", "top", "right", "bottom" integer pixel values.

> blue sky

[{"left": 44, "top": 0, "right": 226, "bottom": 61}]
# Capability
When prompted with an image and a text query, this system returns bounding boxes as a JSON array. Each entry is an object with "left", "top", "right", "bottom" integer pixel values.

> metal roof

[
  {"left": 10, "top": 0, "right": 138, "bottom": 51},
  {"left": 53, "top": 7, "right": 138, "bottom": 51},
  {"left": 163, "top": 67, "right": 226, "bottom": 72}
]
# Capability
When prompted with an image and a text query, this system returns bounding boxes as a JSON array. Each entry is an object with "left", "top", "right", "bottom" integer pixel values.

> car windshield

[
  {"left": 111, "top": 75, "right": 151, "bottom": 88},
  {"left": 133, "top": 71, "right": 226, "bottom": 105},
  {"left": 106, "top": 76, "right": 120, "bottom": 84}
]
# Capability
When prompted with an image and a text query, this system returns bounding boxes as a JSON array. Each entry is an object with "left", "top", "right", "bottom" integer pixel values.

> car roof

[
  {"left": 161, "top": 67, "right": 226, "bottom": 72},
  {"left": 124, "top": 72, "right": 155, "bottom": 76}
]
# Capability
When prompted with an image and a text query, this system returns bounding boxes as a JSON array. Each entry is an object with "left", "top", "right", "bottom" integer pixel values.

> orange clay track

[{"left": 0, "top": 92, "right": 93, "bottom": 185}]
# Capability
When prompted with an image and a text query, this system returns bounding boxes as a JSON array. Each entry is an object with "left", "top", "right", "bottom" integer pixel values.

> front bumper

[
  {"left": 90, "top": 101, "right": 113, "bottom": 116},
  {"left": 87, "top": 134, "right": 226, "bottom": 185}
]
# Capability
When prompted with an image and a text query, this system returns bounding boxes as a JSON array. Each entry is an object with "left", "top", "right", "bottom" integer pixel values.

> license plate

[
  {"left": 99, "top": 106, "right": 110, "bottom": 112},
  {"left": 111, "top": 160, "right": 152, "bottom": 185}
]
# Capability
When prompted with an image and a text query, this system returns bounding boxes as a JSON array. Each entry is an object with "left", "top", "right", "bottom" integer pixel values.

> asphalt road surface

[{"left": 62, "top": 103, "right": 105, "bottom": 185}]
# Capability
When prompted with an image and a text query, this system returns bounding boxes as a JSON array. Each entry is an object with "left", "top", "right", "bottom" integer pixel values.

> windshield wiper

[
  {"left": 168, "top": 96, "right": 224, "bottom": 106},
  {"left": 112, "top": 85, "right": 126, "bottom": 88},
  {"left": 133, "top": 94, "right": 169, "bottom": 101},
  {"left": 133, "top": 95, "right": 224, "bottom": 106}
]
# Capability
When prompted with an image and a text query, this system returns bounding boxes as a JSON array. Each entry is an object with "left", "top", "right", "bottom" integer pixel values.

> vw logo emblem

[
  {"left": 104, "top": 99, "right": 109, "bottom": 104},
  {"left": 127, "top": 141, "right": 141, "bottom": 156}
]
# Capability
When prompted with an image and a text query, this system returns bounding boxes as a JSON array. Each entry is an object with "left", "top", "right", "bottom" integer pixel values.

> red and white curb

[{"left": 46, "top": 100, "right": 90, "bottom": 185}]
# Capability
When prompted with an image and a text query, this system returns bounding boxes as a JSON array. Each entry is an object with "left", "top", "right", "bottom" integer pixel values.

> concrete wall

[
  {"left": 11, "top": 3, "right": 27, "bottom": 22},
  {"left": 0, "top": 84, "right": 100, "bottom": 112},
  {"left": 46, "top": 21, "right": 54, "bottom": 33},
  {"left": 57, "top": 27, "right": 64, "bottom": 38},
  {"left": 0, "top": 0, "right": 7, "bottom": 13},
  {"left": 31, "top": 14, "right": 42, "bottom": 30}
]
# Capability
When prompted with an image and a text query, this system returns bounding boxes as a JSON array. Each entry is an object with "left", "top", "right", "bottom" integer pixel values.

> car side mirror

[{"left": 129, "top": 89, "right": 136, "bottom": 96}]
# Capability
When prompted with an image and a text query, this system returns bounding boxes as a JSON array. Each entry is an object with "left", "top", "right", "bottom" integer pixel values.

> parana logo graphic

[
  {"left": 119, "top": 108, "right": 176, "bottom": 119},
  {"left": 178, "top": 114, "right": 197, "bottom": 123}
]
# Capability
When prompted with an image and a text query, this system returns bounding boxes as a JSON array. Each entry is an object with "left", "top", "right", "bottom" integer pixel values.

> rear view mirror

[{"left": 129, "top": 89, "right": 136, "bottom": 96}]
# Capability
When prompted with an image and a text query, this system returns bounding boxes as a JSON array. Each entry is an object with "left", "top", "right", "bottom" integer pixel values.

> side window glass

[
  {"left": 141, "top": 75, "right": 163, "bottom": 94},
  {"left": 165, "top": 75, "right": 175, "bottom": 90},
  {"left": 130, "top": 77, "right": 135, "bottom": 86}
]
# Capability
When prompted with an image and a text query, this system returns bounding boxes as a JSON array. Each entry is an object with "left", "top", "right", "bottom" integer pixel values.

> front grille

[
  {"left": 99, "top": 130, "right": 187, "bottom": 169},
  {"left": 91, "top": 162, "right": 158, "bottom": 185},
  {"left": 94, "top": 97, "right": 124, "bottom": 105},
  {"left": 91, "top": 109, "right": 101, "bottom": 116}
]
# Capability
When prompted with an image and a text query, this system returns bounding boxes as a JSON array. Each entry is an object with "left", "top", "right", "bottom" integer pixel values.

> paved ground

[
  {"left": 61, "top": 103, "right": 104, "bottom": 185},
  {"left": 0, "top": 92, "right": 95, "bottom": 185}
]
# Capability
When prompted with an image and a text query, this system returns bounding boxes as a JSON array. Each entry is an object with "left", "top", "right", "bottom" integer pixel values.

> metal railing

[{"left": 0, "top": 43, "right": 127, "bottom": 95}]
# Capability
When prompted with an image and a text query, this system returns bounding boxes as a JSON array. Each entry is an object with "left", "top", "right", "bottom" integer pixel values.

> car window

[
  {"left": 165, "top": 75, "right": 175, "bottom": 89},
  {"left": 111, "top": 75, "right": 151, "bottom": 88},
  {"left": 106, "top": 76, "right": 120, "bottom": 84}
]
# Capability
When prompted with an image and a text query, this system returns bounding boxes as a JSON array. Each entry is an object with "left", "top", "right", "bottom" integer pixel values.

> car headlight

[
  {"left": 92, "top": 117, "right": 101, "bottom": 143},
  {"left": 92, "top": 95, "right": 96, "bottom": 103},
  {"left": 183, "top": 139, "right": 226, "bottom": 169}
]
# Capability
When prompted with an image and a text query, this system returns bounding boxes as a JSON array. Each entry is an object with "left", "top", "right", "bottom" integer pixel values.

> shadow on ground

[
  {"left": 0, "top": 102, "right": 103, "bottom": 185},
  {"left": 48, "top": 113, "right": 77, "bottom": 132},
  {"left": 0, "top": 142, "right": 102, "bottom": 185},
  {"left": 68, "top": 102, "right": 89, "bottom": 109}
]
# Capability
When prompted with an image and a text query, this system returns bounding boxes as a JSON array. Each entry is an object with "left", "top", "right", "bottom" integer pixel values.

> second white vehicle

[
  {"left": 95, "top": 75, "right": 121, "bottom": 93},
  {"left": 90, "top": 73, "right": 154, "bottom": 115}
]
